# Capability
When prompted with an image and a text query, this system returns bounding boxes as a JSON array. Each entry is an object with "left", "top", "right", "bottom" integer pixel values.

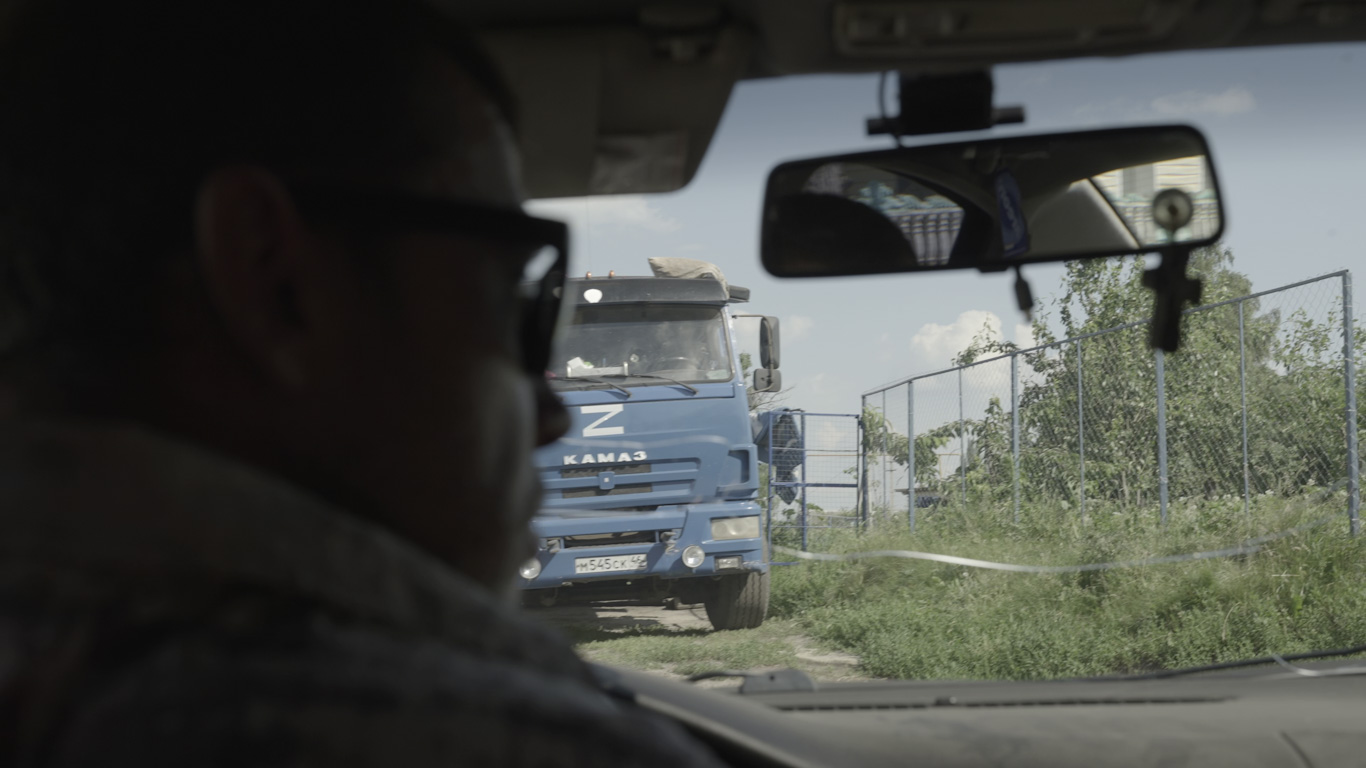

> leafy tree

[
  {"left": 860, "top": 405, "right": 951, "bottom": 489},
  {"left": 890, "top": 245, "right": 1355, "bottom": 517}
]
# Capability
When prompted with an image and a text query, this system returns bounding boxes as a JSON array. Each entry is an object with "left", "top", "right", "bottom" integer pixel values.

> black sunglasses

[{"left": 288, "top": 186, "right": 569, "bottom": 375}]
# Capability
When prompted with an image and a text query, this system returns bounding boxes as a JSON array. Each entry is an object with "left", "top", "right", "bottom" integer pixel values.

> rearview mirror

[
  {"left": 753, "top": 368, "right": 782, "bottom": 393},
  {"left": 759, "top": 316, "right": 780, "bottom": 369},
  {"left": 761, "top": 125, "right": 1223, "bottom": 278}
]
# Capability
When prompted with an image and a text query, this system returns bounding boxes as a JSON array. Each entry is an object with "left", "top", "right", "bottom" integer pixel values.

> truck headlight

[
  {"left": 519, "top": 558, "right": 543, "bottom": 580},
  {"left": 711, "top": 516, "right": 761, "bottom": 541},
  {"left": 682, "top": 545, "right": 706, "bottom": 569}
]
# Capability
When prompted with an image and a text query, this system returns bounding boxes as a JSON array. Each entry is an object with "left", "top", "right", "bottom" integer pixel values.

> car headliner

[{"left": 450, "top": 1, "right": 1365, "bottom": 198}]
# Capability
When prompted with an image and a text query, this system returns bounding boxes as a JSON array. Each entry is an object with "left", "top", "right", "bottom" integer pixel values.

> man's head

[{"left": 0, "top": 0, "right": 569, "bottom": 593}]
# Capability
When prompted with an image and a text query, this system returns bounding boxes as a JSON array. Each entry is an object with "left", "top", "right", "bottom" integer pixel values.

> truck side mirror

[
  {"left": 760, "top": 316, "right": 780, "bottom": 369},
  {"left": 753, "top": 368, "right": 782, "bottom": 393}
]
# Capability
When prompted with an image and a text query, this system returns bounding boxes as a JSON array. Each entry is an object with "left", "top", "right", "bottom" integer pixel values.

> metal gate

[{"left": 762, "top": 410, "right": 865, "bottom": 558}]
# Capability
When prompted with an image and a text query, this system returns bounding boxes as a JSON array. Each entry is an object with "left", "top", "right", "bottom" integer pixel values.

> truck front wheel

[{"left": 703, "top": 571, "right": 770, "bottom": 630}]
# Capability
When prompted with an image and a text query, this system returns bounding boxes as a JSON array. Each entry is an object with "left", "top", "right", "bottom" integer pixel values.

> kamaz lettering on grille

[{"left": 563, "top": 451, "right": 648, "bottom": 465}]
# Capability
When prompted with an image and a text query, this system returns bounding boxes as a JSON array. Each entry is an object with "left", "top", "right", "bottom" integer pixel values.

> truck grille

[
  {"left": 560, "top": 463, "right": 649, "bottom": 479},
  {"left": 560, "top": 462, "right": 652, "bottom": 498},
  {"left": 563, "top": 485, "right": 652, "bottom": 498},
  {"left": 563, "top": 531, "right": 659, "bottom": 548}
]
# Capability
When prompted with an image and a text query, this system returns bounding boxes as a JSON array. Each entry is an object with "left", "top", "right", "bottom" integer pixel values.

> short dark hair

[{"left": 0, "top": 0, "right": 515, "bottom": 382}]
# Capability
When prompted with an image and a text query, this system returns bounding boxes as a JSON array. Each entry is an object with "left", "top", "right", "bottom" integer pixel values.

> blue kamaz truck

[{"left": 517, "top": 259, "right": 782, "bottom": 630}]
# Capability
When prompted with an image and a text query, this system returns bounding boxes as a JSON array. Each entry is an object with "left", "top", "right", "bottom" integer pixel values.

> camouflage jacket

[{"left": 0, "top": 421, "right": 724, "bottom": 767}]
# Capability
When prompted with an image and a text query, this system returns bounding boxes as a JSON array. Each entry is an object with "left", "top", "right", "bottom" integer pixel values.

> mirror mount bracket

[
  {"left": 1142, "top": 248, "right": 1204, "bottom": 353},
  {"left": 866, "top": 70, "right": 1025, "bottom": 139},
  {"left": 1012, "top": 266, "right": 1035, "bottom": 323}
]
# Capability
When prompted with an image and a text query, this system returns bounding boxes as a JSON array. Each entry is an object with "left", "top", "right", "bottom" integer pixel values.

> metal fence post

[
  {"left": 1076, "top": 339, "right": 1085, "bottom": 520},
  {"left": 1011, "top": 352, "right": 1020, "bottom": 525},
  {"left": 1344, "top": 273, "right": 1360, "bottom": 537},
  {"left": 855, "top": 413, "right": 867, "bottom": 532},
  {"left": 859, "top": 397, "right": 871, "bottom": 531},
  {"left": 958, "top": 367, "right": 967, "bottom": 509},
  {"left": 907, "top": 381, "right": 916, "bottom": 534},
  {"left": 1239, "top": 301, "right": 1251, "bottom": 521},
  {"left": 765, "top": 407, "right": 774, "bottom": 554},
  {"left": 1156, "top": 347, "right": 1169, "bottom": 528},
  {"left": 881, "top": 389, "right": 889, "bottom": 514},
  {"left": 800, "top": 411, "right": 809, "bottom": 551}
]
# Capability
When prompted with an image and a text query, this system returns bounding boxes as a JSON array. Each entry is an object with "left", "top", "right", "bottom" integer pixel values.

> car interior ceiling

[{"left": 462, "top": 1, "right": 1366, "bottom": 199}]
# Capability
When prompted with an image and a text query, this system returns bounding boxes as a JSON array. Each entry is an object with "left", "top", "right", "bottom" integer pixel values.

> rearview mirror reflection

[{"left": 761, "top": 125, "right": 1224, "bottom": 278}]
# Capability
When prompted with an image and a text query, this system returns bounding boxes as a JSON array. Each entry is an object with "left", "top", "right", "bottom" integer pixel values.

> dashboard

[{"left": 599, "top": 663, "right": 1366, "bottom": 767}]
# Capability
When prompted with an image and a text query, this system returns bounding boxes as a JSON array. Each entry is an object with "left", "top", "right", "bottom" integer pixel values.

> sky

[{"left": 530, "top": 43, "right": 1366, "bottom": 418}]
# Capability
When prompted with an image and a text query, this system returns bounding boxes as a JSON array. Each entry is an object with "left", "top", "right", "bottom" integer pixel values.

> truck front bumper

[{"left": 516, "top": 501, "right": 767, "bottom": 590}]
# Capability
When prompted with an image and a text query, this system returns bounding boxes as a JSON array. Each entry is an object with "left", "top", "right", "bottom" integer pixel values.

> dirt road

[
  {"left": 534, "top": 600, "right": 716, "bottom": 634},
  {"left": 526, "top": 600, "right": 864, "bottom": 685}
]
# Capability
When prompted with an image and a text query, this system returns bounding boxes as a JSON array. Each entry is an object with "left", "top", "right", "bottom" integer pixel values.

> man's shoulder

[
  {"left": 53, "top": 612, "right": 720, "bottom": 767},
  {"left": 0, "top": 422, "right": 724, "bottom": 766}
]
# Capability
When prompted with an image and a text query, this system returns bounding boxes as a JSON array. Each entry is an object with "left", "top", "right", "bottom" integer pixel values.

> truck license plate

[{"left": 574, "top": 553, "right": 649, "bottom": 575}]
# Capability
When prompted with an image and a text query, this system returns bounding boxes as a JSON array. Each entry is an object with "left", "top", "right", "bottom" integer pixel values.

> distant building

[
  {"left": 1092, "top": 156, "right": 1218, "bottom": 242},
  {"left": 1092, "top": 156, "right": 1210, "bottom": 200}
]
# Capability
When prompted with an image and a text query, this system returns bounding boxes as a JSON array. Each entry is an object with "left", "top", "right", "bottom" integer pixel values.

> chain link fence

[
  {"left": 763, "top": 412, "right": 864, "bottom": 553},
  {"left": 861, "top": 271, "right": 1361, "bottom": 537}
]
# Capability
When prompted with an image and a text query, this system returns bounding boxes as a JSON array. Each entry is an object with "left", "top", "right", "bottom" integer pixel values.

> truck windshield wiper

[
  {"left": 562, "top": 376, "right": 632, "bottom": 397},
  {"left": 598, "top": 373, "right": 699, "bottom": 395}
]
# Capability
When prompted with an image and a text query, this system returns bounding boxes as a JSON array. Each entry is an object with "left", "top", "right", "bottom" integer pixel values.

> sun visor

[{"left": 482, "top": 24, "right": 749, "bottom": 199}]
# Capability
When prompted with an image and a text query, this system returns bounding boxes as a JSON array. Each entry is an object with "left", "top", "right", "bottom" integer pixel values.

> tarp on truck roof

[{"left": 647, "top": 257, "right": 728, "bottom": 292}]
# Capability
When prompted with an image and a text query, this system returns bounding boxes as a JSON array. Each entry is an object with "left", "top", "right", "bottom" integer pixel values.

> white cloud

[
  {"left": 910, "top": 310, "right": 1002, "bottom": 369},
  {"left": 1073, "top": 97, "right": 1148, "bottom": 122},
  {"left": 788, "top": 315, "right": 814, "bottom": 341},
  {"left": 1013, "top": 323, "right": 1037, "bottom": 351},
  {"left": 527, "top": 195, "right": 682, "bottom": 234},
  {"left": 803, "top": 373, "right": 828, "bottom": 395},
  {"left": 1073, "top": 87, "right": 1256, "bottom": 123},
  {"left": 1151, "top": 87, "right": 1256, "bottom": 117}
]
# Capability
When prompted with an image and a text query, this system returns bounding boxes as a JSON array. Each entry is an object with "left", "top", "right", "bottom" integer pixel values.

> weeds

[{"left": 769, "top": 493, "right": 1366, "bottom": 680}]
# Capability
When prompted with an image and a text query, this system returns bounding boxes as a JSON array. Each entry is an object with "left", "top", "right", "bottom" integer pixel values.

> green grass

[
  {"left": 768, "top": 492, "right": 1366, "bottom": 680},
  {"left": 573, "top": 618, "right": 860, "bottom": 679}
]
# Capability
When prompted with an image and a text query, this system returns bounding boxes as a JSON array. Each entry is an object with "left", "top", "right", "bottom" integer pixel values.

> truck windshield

[{"left": 549, "top": 305, "right": 733, "bottom": 390}]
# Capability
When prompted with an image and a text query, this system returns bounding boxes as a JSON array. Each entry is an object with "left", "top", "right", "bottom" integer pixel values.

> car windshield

[
  {"left": 549, "top": 304, "right": 734, "bottom": 388},
  {"left": 526, "top": 43, "right": 1366, "bottom": 684}
]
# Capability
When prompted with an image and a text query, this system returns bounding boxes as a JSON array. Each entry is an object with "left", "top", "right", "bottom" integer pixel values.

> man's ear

[{"left": 194, "top": 166, "right": 315, "bottom": 391}]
